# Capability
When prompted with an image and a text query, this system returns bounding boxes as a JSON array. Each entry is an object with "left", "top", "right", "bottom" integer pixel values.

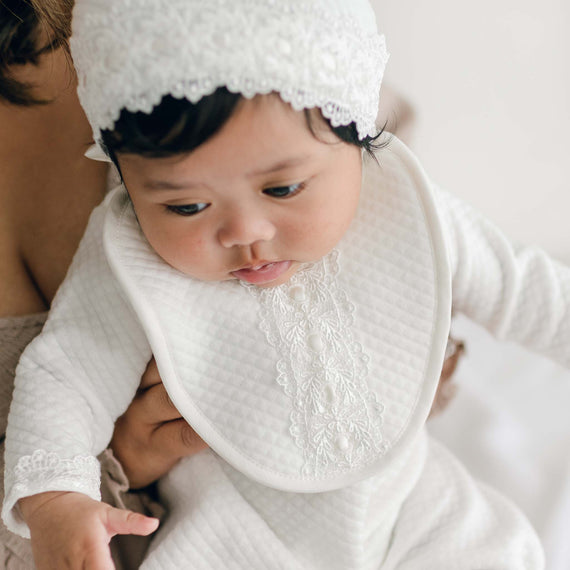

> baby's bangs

[{"left": 101, "top": 87, "right": 242, "bottom": 158}]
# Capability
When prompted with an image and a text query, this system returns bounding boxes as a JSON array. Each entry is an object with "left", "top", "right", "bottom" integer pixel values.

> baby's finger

[
  {"left": 105, "top": 507, "right": 160, "bottom": 537},
  {"left": 153, "top": 418, "right": 208, "bottom": 459}
]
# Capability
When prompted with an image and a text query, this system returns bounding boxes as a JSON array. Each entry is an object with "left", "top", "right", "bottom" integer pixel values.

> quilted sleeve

[
  {"left": 1, "top": 200, "right": 152, "bottom": 538},
  {"left": 435, "top": 187, "right": 570, "bottom": 369}
]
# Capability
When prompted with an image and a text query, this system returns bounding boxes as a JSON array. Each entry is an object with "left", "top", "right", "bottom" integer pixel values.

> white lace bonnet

[{"left": 70, "top": 0, "right": 389, "bottom": 143}]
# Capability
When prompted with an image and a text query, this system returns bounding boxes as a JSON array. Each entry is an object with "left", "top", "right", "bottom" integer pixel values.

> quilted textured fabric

[
  {"left": 437, "top": 188, "right": 570, "bottom": 368},
  {"left": 3, "top": 137, "right": 559, "bottom": 567},
  {"left": 141, "top": 434, "right": 542, "bottom": 569},
  {"left": 0, "top": 315, "right": 46, "bottom": 436},
  {"left": 100, "top": 136, "right": 450, "bottom": 491}
]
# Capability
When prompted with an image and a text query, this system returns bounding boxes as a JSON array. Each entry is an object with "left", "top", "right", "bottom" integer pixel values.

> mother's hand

[{"left": 110, "top": 358, "right": 208, "bottom": 489}]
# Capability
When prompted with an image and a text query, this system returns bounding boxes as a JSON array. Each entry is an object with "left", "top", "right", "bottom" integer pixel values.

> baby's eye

[
  {"left": 263, "top": 182, "right": 305, "bottom": 199},
  {"left": 165, "top": 203, "right": 209, "bottom": 216}
]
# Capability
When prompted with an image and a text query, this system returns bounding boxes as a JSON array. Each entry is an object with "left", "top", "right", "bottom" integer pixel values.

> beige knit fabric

[{"left": 0, "top": 315, "right": 46, "bottom": 569}]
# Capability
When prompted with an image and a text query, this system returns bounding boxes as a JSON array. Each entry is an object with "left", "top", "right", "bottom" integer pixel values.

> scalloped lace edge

[{"left": 3, "top": 450, "right": 101, "bottom": 537}]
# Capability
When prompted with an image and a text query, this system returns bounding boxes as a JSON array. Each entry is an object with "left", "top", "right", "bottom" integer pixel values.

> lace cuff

[{"left": 2, "top": 450, "right": 101, "bottom": 538}]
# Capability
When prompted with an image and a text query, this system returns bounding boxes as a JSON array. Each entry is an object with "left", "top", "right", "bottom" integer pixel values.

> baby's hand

[{"left": 19, "top": 491, "right": 159, "bottom": 569}]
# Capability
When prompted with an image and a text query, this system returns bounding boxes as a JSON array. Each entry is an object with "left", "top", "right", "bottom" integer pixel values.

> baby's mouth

[{"left": 231, "top": 260, "right": 292, "bottom": 285}]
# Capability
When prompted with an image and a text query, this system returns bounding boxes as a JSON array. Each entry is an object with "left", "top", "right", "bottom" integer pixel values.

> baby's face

[{"left": 118, "top": 95, "right": 362, "bottom": 287}]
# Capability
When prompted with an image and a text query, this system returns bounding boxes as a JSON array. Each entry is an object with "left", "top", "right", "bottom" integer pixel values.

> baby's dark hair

[{"left": 100, "top": 87, "right": 387, "bottom": 164}]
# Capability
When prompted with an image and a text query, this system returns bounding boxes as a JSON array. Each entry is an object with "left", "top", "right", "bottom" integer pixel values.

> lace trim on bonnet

[{"left": 70, "top": 0, "right": 389, "bottom": 141}]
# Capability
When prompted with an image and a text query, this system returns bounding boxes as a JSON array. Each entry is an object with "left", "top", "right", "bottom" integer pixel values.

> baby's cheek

[
  {"left": 321, "top": 200, "right": 358, "bottom": 246},
  {"left": 141, "top": 224, "right": 197, "bottom": 271},
  {"left": 166, "top": 237, "right": 210, "bottom": 272},
  {"left": 291, "top": 213, "right": 344, "bottom": 257}
]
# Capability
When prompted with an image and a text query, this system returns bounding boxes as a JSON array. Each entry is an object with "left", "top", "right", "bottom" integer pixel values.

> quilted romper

[{"left": 5, "top": 137, "right": 566, "bottom": 569}]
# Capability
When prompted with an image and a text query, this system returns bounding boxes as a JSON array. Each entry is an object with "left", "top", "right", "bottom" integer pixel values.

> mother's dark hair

[
  {"left": 29, "top": 0, "right": 73, "bottom": 47},
  {"left": 0, "top": 0, "right": 41, "bottom": 104},
  {"left": 0, "top": 0, "right": 73, "bottom": 105}
]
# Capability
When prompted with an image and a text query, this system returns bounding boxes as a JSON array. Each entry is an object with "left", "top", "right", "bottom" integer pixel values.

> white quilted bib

[{"left": 103, "top": 137, "right": 451, "bottom": 492}]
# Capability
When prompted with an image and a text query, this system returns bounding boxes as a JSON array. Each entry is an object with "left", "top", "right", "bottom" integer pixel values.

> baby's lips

[{"left": 231, "top": 260, "right": 291, "bottom": 284}]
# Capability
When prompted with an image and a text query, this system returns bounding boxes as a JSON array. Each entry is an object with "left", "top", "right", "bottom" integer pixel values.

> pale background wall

[
  {"left": 371, "top": 0, "right": 570, "bottom": 264},
  {"left": 367, "top": 5, "right": 570, "bottom": 568}
]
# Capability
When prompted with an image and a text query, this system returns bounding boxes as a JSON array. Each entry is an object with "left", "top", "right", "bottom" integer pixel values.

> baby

[{"left": 4, "top": 0, "right": 568, "bottom": 568}]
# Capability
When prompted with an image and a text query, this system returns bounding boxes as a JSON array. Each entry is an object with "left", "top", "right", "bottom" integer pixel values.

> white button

[
  {"left": 289, "top": 284, "right": 306, "bottom": 302},
  {"left": 325, "top": 384, "right": 335, "bottom": 403},
  {"left": 336, "top": 435, "right": 349, "bottom": 451},
  {"left": 308, "top": 332, "right": 323, "bottom": 352}
]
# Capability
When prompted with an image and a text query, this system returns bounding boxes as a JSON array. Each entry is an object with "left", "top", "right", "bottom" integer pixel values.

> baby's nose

[{"left": 217, "top": 208, "right": 276, "bottom": 248}]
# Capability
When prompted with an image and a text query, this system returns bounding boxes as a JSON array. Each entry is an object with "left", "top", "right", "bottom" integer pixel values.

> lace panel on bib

[{"left": 245, "top": 251, "right": 386, "bottom": 477}]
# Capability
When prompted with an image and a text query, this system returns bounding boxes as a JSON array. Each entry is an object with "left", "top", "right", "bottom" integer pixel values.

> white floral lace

[
  {"left": 244, "top": 251, "right": 386, "bottom": 477},
  {"left": 71, "top": 0, "right": 388, "bottom": 141},
  {"left": 7, "top": 450, "right": 101, "bottom": 501}
]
